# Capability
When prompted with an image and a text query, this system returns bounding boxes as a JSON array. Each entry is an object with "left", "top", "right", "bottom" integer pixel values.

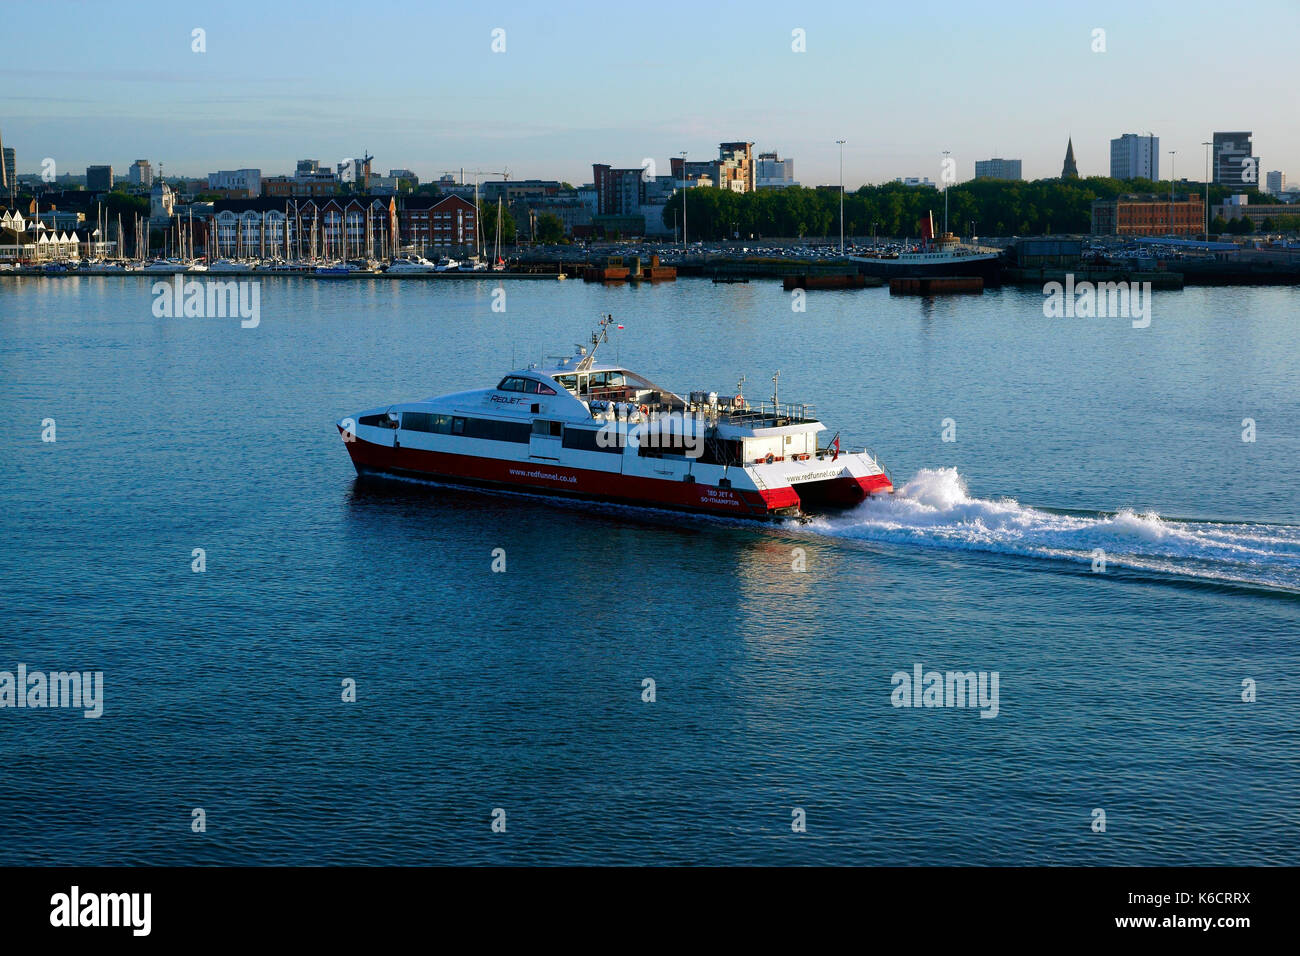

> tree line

[{"left": 658, "top": 178, "right": 1297, "bottom": 240}]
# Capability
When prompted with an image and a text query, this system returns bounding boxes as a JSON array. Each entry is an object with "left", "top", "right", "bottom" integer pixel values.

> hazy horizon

[{"left": 3, "top": 0, "right": 1297, "bottom": 188}]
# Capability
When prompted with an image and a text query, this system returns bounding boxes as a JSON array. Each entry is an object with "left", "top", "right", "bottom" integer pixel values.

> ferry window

[
  {"left": 532, "top": 420, "right": 562, "bottom": 436},
  {"left": 534, "top": 381, "right": 557, "bottom": 395},
  {"left": 555, "top": 375, "right": 577, "bottom": 393},
  {"left": 496, "top": 376, "right": 529, "bottom": 392},
  {"left": 562, "top": 427, "right": 623, "bottom": 453},
  {"left": 402, "top": 412, "right": 434, "bottom": 432},
  {"left": 452, "top": 417, "right": 465, "bottom": 435},
  {"left": 463, "top": 418, "right": 530, "bottom": 443}
]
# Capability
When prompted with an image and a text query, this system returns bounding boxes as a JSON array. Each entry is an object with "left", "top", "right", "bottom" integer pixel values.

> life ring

[
  {"left": 638, "top": 404, "right": 650, "bottom": 417},
  {"left": 733, "top": 394, "right": 744, "bottom": 408},
  {"left": 765, "top": 453, "right": 775, "bottom": 465}
]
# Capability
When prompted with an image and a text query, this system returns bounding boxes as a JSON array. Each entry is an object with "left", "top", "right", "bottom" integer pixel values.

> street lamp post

[
  {"left": 836, "top": 139, "right": 846, "bottom": 255},
  {"left": 1202, "top": 141, "right": 1212, "bottom": 238},
  {"left": 679, "top": 151, "right": 688, "bottom": 251}
]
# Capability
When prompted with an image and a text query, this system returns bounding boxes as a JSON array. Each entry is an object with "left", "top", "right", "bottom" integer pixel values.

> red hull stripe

[{"left": 341, "top": 432, "right": 803, "bottom": 518}]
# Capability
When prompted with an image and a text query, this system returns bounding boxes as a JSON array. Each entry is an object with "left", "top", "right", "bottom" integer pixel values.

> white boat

[
  {"left": 386, "top": 256, "right": 436, "bottom": 274},
  {"left": 338, "top": 317, "right": 892, "bottom": 520},
  {"left": 849, "top": 213, "right": 1001, "bottom": 281},
  {"left": 143, "top": 259, "right": 185, "bottom": 273},
  {"left": 207, "top": 259, "right": 254, "bottom": 274},
  {"left": 458, "top": 257, "right": 488, "bottom": 272},
  {"left": 434, "top": 257, "right": 460, "bottom": 273}
]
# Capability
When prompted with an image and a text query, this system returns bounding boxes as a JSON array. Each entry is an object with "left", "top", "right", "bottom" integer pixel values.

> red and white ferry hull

[
  {"left": 339, "top": 426, "right": 809, "bottom": 519},
  {"left": 339, "top": 427, "right": 892, "bottom": 520}
]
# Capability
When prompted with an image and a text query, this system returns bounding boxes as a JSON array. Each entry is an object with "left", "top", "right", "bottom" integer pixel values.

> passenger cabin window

[
  {"left": 401, "top": 412, "right": 454, "bottom": 434},
  {"left": 497, "top": 375, "right": 557, "bottom": 395},
  {"left": 555, "top": 375, "right": 577, "bottom": 393}
]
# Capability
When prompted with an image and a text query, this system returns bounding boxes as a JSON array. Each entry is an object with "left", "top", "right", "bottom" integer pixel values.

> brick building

[{"left": 1091, "top": 195, "right": 1205, "bottom": 236}]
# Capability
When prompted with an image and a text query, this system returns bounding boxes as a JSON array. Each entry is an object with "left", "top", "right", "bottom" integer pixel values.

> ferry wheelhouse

[{"left": 338, "top": 318, "right": 892, "bottom": 520}]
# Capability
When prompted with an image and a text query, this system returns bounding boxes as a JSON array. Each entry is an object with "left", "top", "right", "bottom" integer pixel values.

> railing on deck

[{"left": 721, "top": 400, "right": 818, "bottom": 427}]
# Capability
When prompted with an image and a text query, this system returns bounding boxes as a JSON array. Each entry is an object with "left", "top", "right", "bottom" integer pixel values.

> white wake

[{"left": 805, "top": 468, "right": 1300, "bottom": 590}]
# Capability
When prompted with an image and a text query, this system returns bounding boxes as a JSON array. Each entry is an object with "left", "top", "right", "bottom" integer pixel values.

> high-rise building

[
  {"left": 1265, "top": 170, "right": 1286, "bottom": 196},
  {"left": 1061, "top": 138, "right": 1079, "bottom": 178},
  {"left": 2, "top": 147, "right": 15, "bottom": 201},
  {"left": 1109, "top": 133, "right": 1159, "bottom": 180},
  {"left": 128, "top": 159, "right": 153, "bottom": 189},
  {"left": 1213, "top": 132, "right": 1258, "bottom": 187},
  {"left": 974, "top": 158, "right": 1023, "bottom": 180},
  {"left": 756, "top": 152, "right": 797, "bottom": 188},
  {"left": 715, "top": 142, "right": 756, "bottom": 193},
  {"left": 0, "top": 125, "right": 10, "bottom": 199},
  {"left": 591, "top": 164, "right": 646, "bottom": 215},
  {"left": 86, "top": 165, "right": 114, "bottom": 192}
]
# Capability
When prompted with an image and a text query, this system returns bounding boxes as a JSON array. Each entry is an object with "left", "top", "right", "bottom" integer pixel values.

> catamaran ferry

[{"left": 337, "top": 318, "right": 892, "bottom": 519}]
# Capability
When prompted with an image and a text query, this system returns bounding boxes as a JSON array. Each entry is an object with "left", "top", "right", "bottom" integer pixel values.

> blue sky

[{"left": 3, "top": 0, "right": 1297, "bottom": 187}]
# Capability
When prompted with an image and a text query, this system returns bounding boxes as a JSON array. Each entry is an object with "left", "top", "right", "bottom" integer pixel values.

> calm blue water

[{"left": 1, "top": 275, "right": 1298, "bottom": 865}]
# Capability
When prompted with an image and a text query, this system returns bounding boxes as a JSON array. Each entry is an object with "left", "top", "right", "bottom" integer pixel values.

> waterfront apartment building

[
  {"left": 756, "top": 151, "right": 797, "bottom": 188},
  {"left": 86, "top": 165, "right": 113, "bottom": 192},
  {"left": 663, "top": 143, "right": 756, "bottom": 193},
  {"left": 716, "top": 142, "right": 756, "bottom": 193},
  {"left": 1109, "top": 133, "right": 1159, "bottom": 180},
  {"left": 1090, "top": 194, "right": 1204, "bottom": 236},
  {"left": 128, "top": 159, "right": 153, "bottom": 189},
  {"left": 211, "top": 196, "right": 400, "bottom": 257},
  {"left": 895, "top": 177, "right": 936, "bottom": 188},
  {"left": 398, "top": 194, "right": 477, "bottom": 252},
  {"left": 428, "top": 194, "right": 476, "bottom": 249},
  {"left": 592, "top": 164, "right": 647, "bottom": 216},
  {"left": 1266, "top": 170, "right": 1286, "bottom": 196},
  {"left": 206, "top": 168, "right": 261, "bottom": 197},
  {"left": 1213, "top": 132, "right": 1259, "bottom": 187},
  {"left": 974, "top": 158, "right": 1022, "bottom": 181}
]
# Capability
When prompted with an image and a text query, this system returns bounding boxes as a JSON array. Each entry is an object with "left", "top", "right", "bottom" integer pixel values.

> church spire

[{"left": 1062, "top": 137, "right": 1079, "bottom": 178}]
